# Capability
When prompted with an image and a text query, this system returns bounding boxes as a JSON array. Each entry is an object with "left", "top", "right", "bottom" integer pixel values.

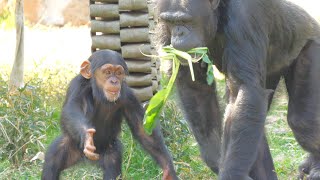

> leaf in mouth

[{"left": 143, "top": 45, "right": 215, "bottom": 135}]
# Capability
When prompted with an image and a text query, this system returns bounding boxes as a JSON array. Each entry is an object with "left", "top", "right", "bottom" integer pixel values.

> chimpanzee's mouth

[
  {"left": 105, "top": 88, "right": 121, "bottom": 97},
  {"left": 104, "top": 90, "right": 121, "bottom": 102},
  {"left": 107, "top": 90, "right": 120, "bottom": 95}
]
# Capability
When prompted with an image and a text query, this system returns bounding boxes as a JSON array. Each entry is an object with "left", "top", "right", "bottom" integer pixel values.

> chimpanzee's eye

[
  {"left": 116, "top": 71, "right": 123, "bottom": 76},
  {"left": 105, "top": 70, "right": 111, "bottom": 75}
]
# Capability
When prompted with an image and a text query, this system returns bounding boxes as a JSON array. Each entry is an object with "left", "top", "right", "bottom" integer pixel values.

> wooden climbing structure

[{"left": 89, "top": 0, "right": 159, "bottom": 102}]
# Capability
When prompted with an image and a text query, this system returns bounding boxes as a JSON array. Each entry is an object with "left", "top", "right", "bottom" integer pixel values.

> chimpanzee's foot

[{"left": 299, "top": 155, "right": 320, "bottom": 180}]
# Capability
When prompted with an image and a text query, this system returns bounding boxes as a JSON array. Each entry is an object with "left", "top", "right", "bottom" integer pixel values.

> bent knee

[{"left": 287, "top": 112, "right": 320, "bottom": 131}]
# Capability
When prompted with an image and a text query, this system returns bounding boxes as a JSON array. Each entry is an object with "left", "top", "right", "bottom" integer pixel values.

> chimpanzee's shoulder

[{"left": 120, "top": 84, "right": 139, "bottom": 104}]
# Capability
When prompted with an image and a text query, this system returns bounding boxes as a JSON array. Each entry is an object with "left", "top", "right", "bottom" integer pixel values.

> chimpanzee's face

[
  {"left": 94, "top": 64, "right": 125, "bottom": 102},
  {"left": 156, "top": 0, "right": 219, "bottom": 51},
  {"left": 80, "top": 51, "right": 127, "bottom": 103}
]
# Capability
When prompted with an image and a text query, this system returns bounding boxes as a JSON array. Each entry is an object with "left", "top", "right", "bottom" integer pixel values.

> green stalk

[{"left": 143, "top": 46, "right": 214, "bottom": 134}]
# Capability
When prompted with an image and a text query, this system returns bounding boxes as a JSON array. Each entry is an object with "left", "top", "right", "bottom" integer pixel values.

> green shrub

[
  {"left": 0, "top": 6, "right": 15, "bottom": 29},
  {"left": 0, "top": 63, "right": 306, "bottom": 179},
  {"left": 0, "top": 64, "right": 75, "bottom": 166}
]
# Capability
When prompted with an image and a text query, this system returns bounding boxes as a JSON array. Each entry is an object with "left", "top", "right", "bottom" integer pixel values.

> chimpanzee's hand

[
  {"left": 162, "top": 164, "right": 178, "bottom": 180},
  {"left": 83, "top": 128, "right": 100, "bottom": 161}
]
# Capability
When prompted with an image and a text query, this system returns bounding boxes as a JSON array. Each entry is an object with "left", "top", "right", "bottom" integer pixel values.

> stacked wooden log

[{"left": 90, "top": 0, "right": 159, "bottom": 102}]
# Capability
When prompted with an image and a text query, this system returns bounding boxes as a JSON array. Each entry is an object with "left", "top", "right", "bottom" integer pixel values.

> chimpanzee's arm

[
  {"left": 123, "top": 88, "right": 177, "bottom": 179},
  {"left": 60, "top": 92, "right": 92, "bottom": 149},
  {"left": 220, "top": 83, "right": 270, "bottom": 179},
  {"left": 219, "top": 6, "right": 271, "bottom": 179}
]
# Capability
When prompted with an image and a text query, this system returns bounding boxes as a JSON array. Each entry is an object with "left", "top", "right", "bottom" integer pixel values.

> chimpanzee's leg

[
  {"left": 42, "top": 135, "right": 82, "bottom": 180},
  {"left": 176, "top": 64, "right": 278, "bottom": 178},
  {"left": 100, "top": 139, "right": 123, "bottom": 180},
  {"left": 176, "top": 65, "right": 222, "bottom": 173},
  {"left": 249, "top": 135, "right": 278, "bottom": 180},
  {"left": 285, "top": 39, "right": 320, "bottom": 180},
  {"left": 249, "top": 73, "right": 282, "bottom": 180}
]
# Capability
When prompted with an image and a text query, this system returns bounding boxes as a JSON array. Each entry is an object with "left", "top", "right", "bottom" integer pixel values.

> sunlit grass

[
  {"left": 0, "top": 1, "right": 315, "bottom": 176},
  {"left": 0, "top": 63, "right": 214, "bottom": 179},
  {"left": 0, "top": 7, "right": 15, "bottom": 29},
  {"left": 266, "top": 79, "right": 306, "bottom": 179},
  {"left": 0, "top": 62, "right": 306, "bottom": 179}
]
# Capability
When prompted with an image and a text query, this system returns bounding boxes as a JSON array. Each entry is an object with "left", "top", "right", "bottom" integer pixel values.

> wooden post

[
  {"left": 10, "top": 0, "right": 24, "bottom": 89},
  {"left": 91, "top": 35, "right": 121, "bottom": 50},
  {"left": 90, "top": 0, "right": 158, "bottom": 101},
  {"left": 91, "top": 20, "right": 120, "bottom": 34}
]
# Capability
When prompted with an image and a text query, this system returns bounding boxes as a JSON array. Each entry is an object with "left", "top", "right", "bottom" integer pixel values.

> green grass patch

[
  {"left": 0, "top": 7, "right": 15, "bottom": 29},
  {"left": 0, "top": 63, "right": 306, "bottom": 179},
  {"left": 266, "top": 80, "right": 306, "bottom": 179}
]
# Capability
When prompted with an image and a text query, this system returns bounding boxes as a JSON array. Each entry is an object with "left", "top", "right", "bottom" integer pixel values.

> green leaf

[
  {"left": 143, "top": 56, "right": 180, "bottom": 135},
  {"left": 162, "top": 46, "right": 195, "bottom": 81},
  {"left": 170, "top": 49, "right": 192, "bottom": 61},
  {"left": 143, "top": 45, "right": 214, "bottom": 134},
  {"left": 202, "top": 54, "right": 212, "bottom": 64},
  {"left": 143, "top": 89, "right": 167, "bottom": 134},
  {"left": 207, "top": 65, "right": 214, "bottom": 85},
  {"left": 187, "top": 47, "right": 208, "bottom": 54}
]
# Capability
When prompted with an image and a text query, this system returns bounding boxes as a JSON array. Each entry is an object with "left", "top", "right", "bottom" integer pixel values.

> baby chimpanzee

[{"left": 42, "top": 50, "right": 177, "bottom": 180}]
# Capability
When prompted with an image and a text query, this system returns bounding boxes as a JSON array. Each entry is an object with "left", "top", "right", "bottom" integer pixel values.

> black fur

[
  {"left": 156, "top": 0, "right": 320, "bottom": 179},
  {"left": 41, "top": 50, "right": 177, "bottom": 180}
]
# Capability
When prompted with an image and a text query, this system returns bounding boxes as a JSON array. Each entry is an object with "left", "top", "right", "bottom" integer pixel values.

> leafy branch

[{"left": 143, "top": 46, "right": 214, "bottom": 134}]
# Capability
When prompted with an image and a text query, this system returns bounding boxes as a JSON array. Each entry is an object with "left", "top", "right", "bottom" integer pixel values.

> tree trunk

[{"left": 9, "top": 0, "right": 24, "bottom": 89}]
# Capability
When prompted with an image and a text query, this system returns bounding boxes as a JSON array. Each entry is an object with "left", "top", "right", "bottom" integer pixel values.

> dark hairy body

[
  {"left": 41, "top": 50, "right": 177, "bottom": 180},
  {"left": 155, "top": 0, "right": 320, "bottom": 179}
]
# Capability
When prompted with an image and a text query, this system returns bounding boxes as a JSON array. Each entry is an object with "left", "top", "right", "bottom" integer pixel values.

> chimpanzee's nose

[{"left": 111, "top": 78, "right": 118, "bottom": 84}]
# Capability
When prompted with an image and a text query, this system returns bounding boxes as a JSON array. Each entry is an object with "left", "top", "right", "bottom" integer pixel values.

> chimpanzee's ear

[
  {"left": 80, "top": 60, "right": 92, "bottom": 79},
  {"left": 210, "top": 0, "right": 220, "bottom": 9}
]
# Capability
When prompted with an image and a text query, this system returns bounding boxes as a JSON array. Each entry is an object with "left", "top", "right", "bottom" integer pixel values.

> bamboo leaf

[
  {"left": 143, "top": 46, "right": 215, "bottom": 134},
  {"left": 143, "top": 89, "right": 167, "bottom": 134},
  {"left": 207, "top": 65, "right": 214, "bottom": 85},
  {"left": 202, "top": 54, "right": 212, "bottom": 64},
  {"left": 143, "top": 55, "right": 180, "bottom": 134}
]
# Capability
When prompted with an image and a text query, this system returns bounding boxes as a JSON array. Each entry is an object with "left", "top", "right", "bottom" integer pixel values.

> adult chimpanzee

[
  {"left": 41, "top": 50, "right": 177, "bottom": 180},
  {"left": 155, "top": 0, "right": 320, "bottom": 179}
]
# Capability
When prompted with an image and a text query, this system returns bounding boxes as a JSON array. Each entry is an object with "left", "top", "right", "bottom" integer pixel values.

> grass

[
  {"left": 0, "top": 62, "right": 75, "bottom": 179},
  {"left": 0, "top": 4, "right": 310, "bottom": 179},
  {"left": 0, "top": 63, "right": 214, "bottom": 179},
  {"left": 0, "top": 62, "right": 307, "bottom": 179},
  {"left": 0, "top": 6, "right": 15, "bottom": 29},
  {"left": 266, "top": 80, "right": 306, "bottom": 179}
]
